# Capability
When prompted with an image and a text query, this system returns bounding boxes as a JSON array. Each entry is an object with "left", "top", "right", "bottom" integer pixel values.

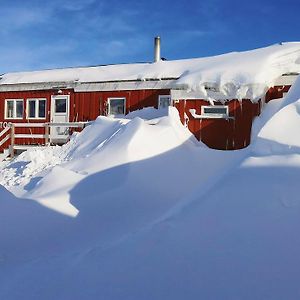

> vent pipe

[{"left": 154, "top": 36, "right": 161, "bottom": 62}]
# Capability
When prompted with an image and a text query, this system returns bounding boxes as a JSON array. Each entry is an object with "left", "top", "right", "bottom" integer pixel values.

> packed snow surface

[
  {"left": 1, "top": 91, "right": 300, "bottom": 299},
  {"left": 1, "top": 42, "right": 300, "bottom": 101}
]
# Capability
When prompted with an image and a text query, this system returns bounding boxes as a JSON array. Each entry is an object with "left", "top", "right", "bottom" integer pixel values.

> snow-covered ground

[{"left": 1, "top": 78, "right": 300, "bottom": 299}]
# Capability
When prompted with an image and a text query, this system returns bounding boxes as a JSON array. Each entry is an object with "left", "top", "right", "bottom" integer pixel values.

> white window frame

[
  {"left": 4, "top": 99, "right": 24, "bottom": 120},
  {"left": 26, "top": 98, "right": 47, "bottom": 120},
  {"left": 107, "top": 97, "right": 126, "bottom": 116},
  {"left": 201, "top": 105, "right": 229, "bottom": 118},
  {"left": 158, "top": 95, "right": 171, "bottom": 109}
]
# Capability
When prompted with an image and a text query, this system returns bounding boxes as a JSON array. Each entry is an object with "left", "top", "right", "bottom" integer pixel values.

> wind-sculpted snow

[
  {"left": 253, "top": 75, "right": 300, "bottom": 154},
  {"left": 1, "top": 99, "right": 300, "bottom": 299}
]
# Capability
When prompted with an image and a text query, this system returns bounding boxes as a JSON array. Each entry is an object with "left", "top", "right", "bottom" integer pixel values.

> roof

[{"left": 1, "top": 42, "right": 300, "bottom": 101}]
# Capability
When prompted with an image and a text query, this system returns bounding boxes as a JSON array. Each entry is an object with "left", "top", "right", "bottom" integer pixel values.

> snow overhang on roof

[{"left": 1, "top": 42, "right": 300, "bottom": 101}]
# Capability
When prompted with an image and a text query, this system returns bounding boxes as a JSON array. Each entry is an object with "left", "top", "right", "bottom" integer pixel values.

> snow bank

[
  {"left": 253, "top": 75, "right": 300, "bottom": 154},
  {"left": 0, "top": 107, "right": 245, "bottom": 257},
  {"left": 2, "top": 107, "right": 237, "bottom": 217},
  {"left": 1, "top": 96, "right": 300, "bottom": 299},
  {"left": 1, "top": 42, "right": 300, "bottom": 101},
  {"left": 125, "top": 107, "right": 169, "bottom": 120}
]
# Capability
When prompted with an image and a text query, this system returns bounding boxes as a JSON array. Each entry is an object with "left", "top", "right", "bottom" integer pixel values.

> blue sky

[{"left": 0, "top": 0, "right": 299, "bottom": 73}]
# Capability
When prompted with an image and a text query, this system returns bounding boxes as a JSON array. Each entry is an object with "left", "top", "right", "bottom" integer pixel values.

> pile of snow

[
  {"left": 1, "top": 42, "right": 300, "bottom": 101},
  {"left": 253, "top": 75, "right": 300, "bottom": 154},
  {"left": 0, "top": 107, "right": 244, "bottom": 217},
  {"left": 1, "top": 98, "right": 300, "bottom": 299}
]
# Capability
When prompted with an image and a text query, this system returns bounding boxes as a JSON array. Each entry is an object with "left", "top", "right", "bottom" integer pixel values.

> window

[
  {"left": 201, "top": 105, "right": 229, "bottom": 117},
  {"left": 27, "top": 98, "right": 46, "bottom": 119},
  {"left": 158, "top": 95, "right": 171, "bottom": 109},
  {"left": 108, "top": 98, "right": 126, "bottom": 115},
  {"left": 5, "top": 99, "right": 24, "bottom": 119},
  {"left": 55, "top": 98, "right": 67, "bottom": 113}
]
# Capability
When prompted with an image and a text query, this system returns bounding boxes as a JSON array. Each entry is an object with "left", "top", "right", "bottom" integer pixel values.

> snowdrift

[
  {"left": 253, "top": 75, "right": 300, "bottom": 154},
  {"left": 1, "top": 95, "right": 300, "bottom": 299},
  {"left": 0, "top": 107, "right": 243, "bottom": 218}
]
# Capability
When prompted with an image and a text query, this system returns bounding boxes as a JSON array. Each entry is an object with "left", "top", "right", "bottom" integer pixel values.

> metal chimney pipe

[{"left": 154, "top": 36, "right": 161, "bottom": 62}]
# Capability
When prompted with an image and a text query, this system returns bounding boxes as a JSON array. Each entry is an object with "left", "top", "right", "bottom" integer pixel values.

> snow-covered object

[
  {"left": 0, "top": 107, "right": 245, "bottom": 217},
  {"left": 1, "top": 101, "right": 300, "bottom": 299},
  {"left": 253, "top": 75, "right": 300, "bottom": 154},
  {"left": 1, "top": 106, "right": 300, "bottom": 299},
  {"left": 1, "top": 43, "right": 300, "bottom": 101}
]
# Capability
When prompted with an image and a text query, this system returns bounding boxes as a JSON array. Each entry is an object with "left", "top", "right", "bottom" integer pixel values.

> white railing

[
  {"left": 0, "top": 126, "right": 11, "bottom": 147},
  {"left": 0, "top": 122, "right": 89, "bottom": 158}
]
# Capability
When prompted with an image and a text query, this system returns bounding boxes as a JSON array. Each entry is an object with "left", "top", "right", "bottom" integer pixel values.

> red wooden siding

[
  {"left": 72, "top": 89, "right": 169, "bottom": 120},
  {"left": 0, "top": 90, "right": 63, "bottom": 149},
  {"left": 265, "top": 85, "right": 291, "bottom": 103},
  {"left": 0, "top": 87, "right": 266, "bottom": 151},
  {"left": 174, "top": 99, "right": 261, "bottom": 150},
  {"left": 0, "top": 89, "right": 170, "bottom": 151}
]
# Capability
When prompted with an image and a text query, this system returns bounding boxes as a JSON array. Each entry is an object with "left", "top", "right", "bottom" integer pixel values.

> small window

[
  {"left": 55, "top": 98, "right": 67, "bottom": 113},
  {"left": 39, "top": 100, "right": 46, "bottom": 118},
  {"left": 158, "top": 95, "right": 171, "bottom": 109},
  {"left": 27, "top": 99, "right": 47, "bottom": 119},
  {"left": 108, "top": 98, "right": 126, "bottom": 115},
  {"left": 5, "top": 99, "right": 24, "bottom": 119},
  {"left": 7, "top": 101, "right": 14, "bottom": 118},
  {"left": 201, "top": 105, "right": 229, "bottom": 116}
]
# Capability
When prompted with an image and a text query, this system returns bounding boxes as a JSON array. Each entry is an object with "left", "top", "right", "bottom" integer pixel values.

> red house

[{"left": 0, "top": 38, "right": 299, "bottom": 155}]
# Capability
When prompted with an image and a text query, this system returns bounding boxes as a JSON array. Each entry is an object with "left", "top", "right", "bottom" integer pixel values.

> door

[{"left": 50, "top": 95, "right": 70, "bottom": 142}]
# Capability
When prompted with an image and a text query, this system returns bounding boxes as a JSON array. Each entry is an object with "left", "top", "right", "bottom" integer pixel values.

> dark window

[
  {"left": 28, "top": 100, "right": 36, "bottom": 118},
  {"left": 203, "top": 106, "right": 228, "bottom": 115},
  {"left": 6, "top": 100, "right": 14, "bottom": 118},
  {"left": 16, "top": 101, "right": 23, "bottom": 118},
  {"left": 5, "top": 99, "right": 24, "bottom": 119},
  {"left": 55, "top": 98, "right": 67, "bottom": 113},
  {"left": 39, "top": 100, "right": 46, "bottom": 118},
  {"left": 27, "top": 99, "right": 46, "bottom": 119}
]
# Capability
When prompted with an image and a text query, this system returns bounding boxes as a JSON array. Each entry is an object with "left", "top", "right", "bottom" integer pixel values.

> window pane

[
  {"left": 203, "top": 107, "right": 227, "bottom": 114},
  {"left": 109, "top": 99, "right": 125, "bottom": 115},
  {"left": 16, "top": 101, "right": 23, "bottom": 118},
  {"left": 38, "top": 100, "right": 46, "bottom": 118},
  {"left": 55, "top": 98, "right": 67, "bottom": 113},
  {"left": 159, "top": 96, "right": 171, "bottom": 108},
  {"left": 7, "top": 101, "right": 14, "bottom": 118},
  {"left": 28, "top": 100, "right": 36, "bottom": 118}
]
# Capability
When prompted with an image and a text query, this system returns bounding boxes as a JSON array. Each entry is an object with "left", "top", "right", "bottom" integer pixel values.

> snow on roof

[
  {"left": 253, "top": 74, "right": 300, "bottom": 153},
  {"left": 1, "top": 42, "right": 300, "bottom": 101}
]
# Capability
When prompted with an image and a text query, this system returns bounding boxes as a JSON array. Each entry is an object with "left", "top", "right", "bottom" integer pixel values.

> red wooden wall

[
  {"left": 73, "top": 89, "right": 169, "bottom": 120},
  {"left": 174, "top": 99, "right": 261, "bottom": 150},
  {"left": 0, "top": 89, "right": 169, "bottom": 151},
  {"left": 0, "top": 90, "right": 63, "bottom": 149},
  {"left": 265, "top": 85, "right": 291, "bottom": 102},
  {"left": 0, "top": 85, "right": 287, "bottom": 152}
]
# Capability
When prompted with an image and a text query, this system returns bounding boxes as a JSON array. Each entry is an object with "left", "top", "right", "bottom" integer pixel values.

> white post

[
  {"left": 9, "top": 124, "right": 15, "bottom": 158},
  {"left": 44, "top": 124, "right": 50, "bottom": 145}
]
